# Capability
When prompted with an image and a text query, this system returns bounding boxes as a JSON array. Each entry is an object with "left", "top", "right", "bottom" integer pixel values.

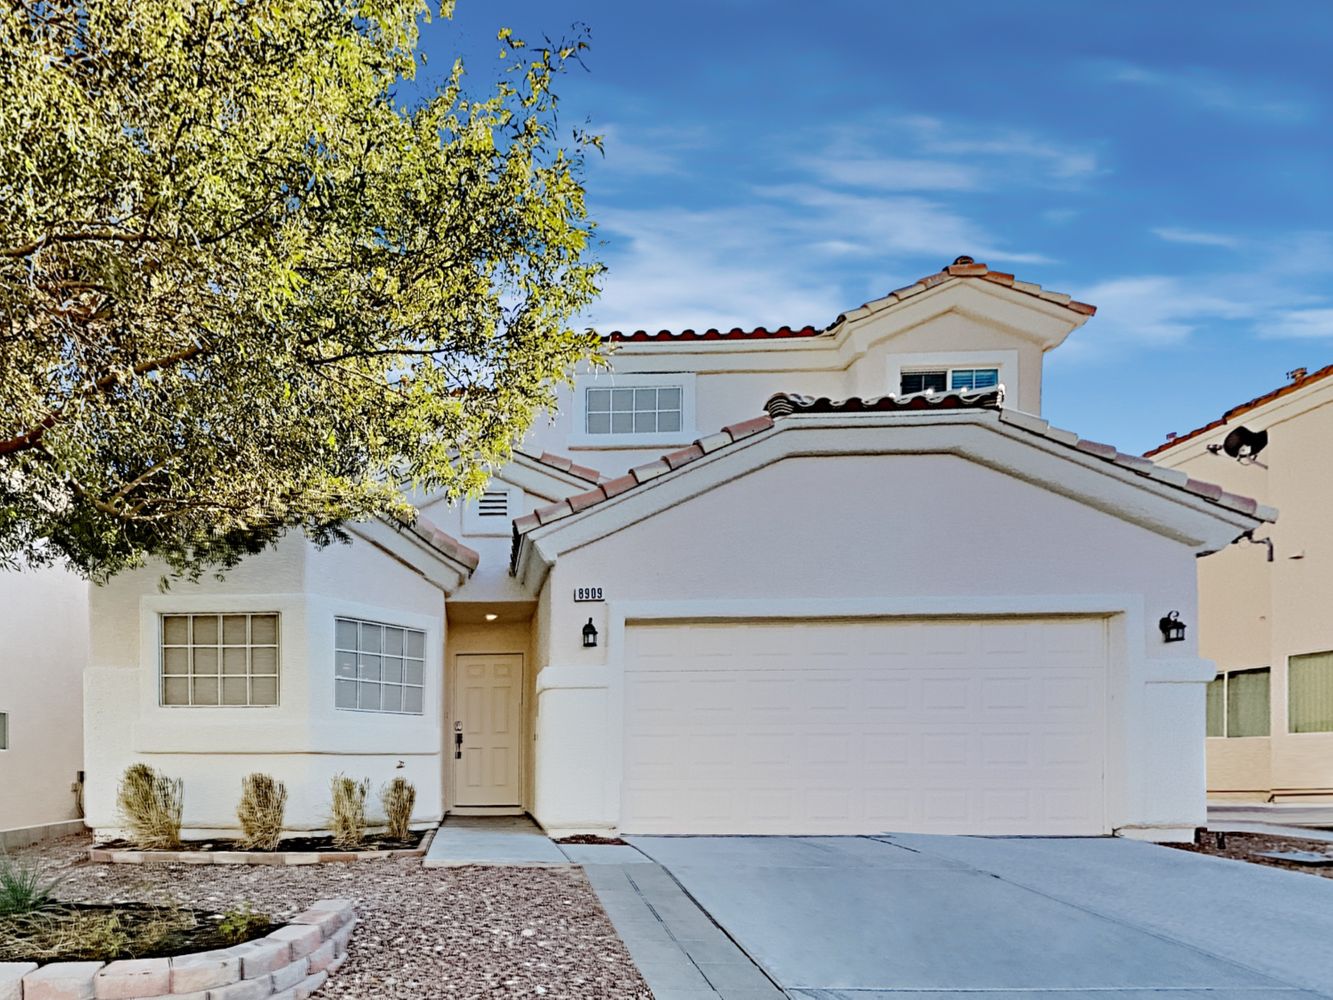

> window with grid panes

[
  {"left": 334, "top": 618, "right": 426, "bottom": 714},
  {"left": 585, "top": 386, "right": 682, "bottom": 435},
  {"left": 160, "top": 613, "right": 279, "bottom": 706}
]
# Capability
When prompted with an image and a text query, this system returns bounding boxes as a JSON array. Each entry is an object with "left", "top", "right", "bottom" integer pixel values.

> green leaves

[{"left": 0, "top": 0, "right": 603, "bottom": 581}]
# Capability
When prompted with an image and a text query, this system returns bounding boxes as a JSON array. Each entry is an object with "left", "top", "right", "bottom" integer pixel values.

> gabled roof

[
  {"left": 401, "top": 514, "right": 480, "bottom": 571},
  {"left": 348, "top": 513, "right": 479, "bottom": 594},
  {"left": 511, "top": 389, "right": 1272, "bottom": 580},
  {"left": 1144, "top": 364, "right": 1333, "bottom": 458},
  {"left": 602, "top": 257, "right": 1095, "bottom": 342}
]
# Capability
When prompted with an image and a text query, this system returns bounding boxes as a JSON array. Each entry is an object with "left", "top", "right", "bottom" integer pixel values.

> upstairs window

[
  {"left": 900, "top": 367, "right": 999, "bottom": 396},
  {"left": 1206, "top": 667, "right": 1271, "bottom": 738},
  {"left": 585, "top": 386, "right": 683, "bottom": 436}
]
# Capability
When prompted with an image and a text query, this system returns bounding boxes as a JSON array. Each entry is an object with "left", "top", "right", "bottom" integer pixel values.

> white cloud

[
  {"left": 899, "top": 116, "right": 1102, "bottom": 182},
  {"left": 1258, "top": 308, "right": 1333, "bottom": 339},
  {"left": 589, "top": 123, "right": 708, "bottom": 178},
  {"left": 1071, "top": 275, "right": 1254, "bottom": 349},
  {"left": 1152, "top": 227, "right": 1243, "bottom": 250},
  {"left": 1100, "top": 61, "right": 1308, "bottom": 121},
  {"left": 805, "top": 156, "right": 982, "bottom": 192}
]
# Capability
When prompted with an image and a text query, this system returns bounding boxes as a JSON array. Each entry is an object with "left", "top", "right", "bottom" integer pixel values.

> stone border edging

[
  {"left": 89, "top": 828, "right": 435, "bottom": 866},
  {"left": 0, "top": 898, "right": 356, "bottom": 1000}
]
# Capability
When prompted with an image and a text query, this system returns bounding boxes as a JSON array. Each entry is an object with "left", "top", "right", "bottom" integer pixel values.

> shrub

[
  {"left": 0, "top": 855, "right": 62, "bottom": 916},
  {"left": 116, "top": 764, "right": 183, "bottom": 849},
  {"left": 236, "top": 774, "right": 287, "bottom": 851},
  {"left": 380, "top": 777, "right": 416, "bottom": 842},
  {"left": 329, "top": 775, "right": 370, "bottom": 850},
  {"left": 217, "top": 903, "right": 271, "bottom": 945}
]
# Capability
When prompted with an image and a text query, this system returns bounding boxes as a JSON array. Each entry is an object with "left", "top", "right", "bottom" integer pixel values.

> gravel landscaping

[
  {"left": 8, "top": 835, "right": 651, "bottom": 999},
  {"left": 1170, "top": 830, "right": 1333, "bottom": 879}
]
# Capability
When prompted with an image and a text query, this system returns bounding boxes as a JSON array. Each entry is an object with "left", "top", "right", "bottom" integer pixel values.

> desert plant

[
  {"left": 380, "top": 777, "right": 417, "bottom": 842},
  {"left": 115, "top": 764, "right": 183, "bottom": 849},
  {"left": 329, "top": 775, "right": 370, "bottom": 850},
  {"left": 217, "top": 903, "right": 271, "bottom": 945},
  {"left": 236, "top": 774, "right": 288, "bottom": 851},
  {"left": 0, "top": 855, "right": 62, "bottom": 916}
]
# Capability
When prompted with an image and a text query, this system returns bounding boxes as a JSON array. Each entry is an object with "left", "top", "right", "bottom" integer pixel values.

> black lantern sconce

[
  {"left": 582, "top": 617, "right": 599, "bottom": 648},
  {"left": 1158, "top": 611, "right": 1186, "bottom": 644}
]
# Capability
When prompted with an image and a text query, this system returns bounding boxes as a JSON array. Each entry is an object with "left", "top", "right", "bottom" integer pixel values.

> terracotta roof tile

[
  {"left": 511, "top": 386, "right": 1273, "bottom": 574},
  {"left": 534, "top": 450, "right": 603, "bottom": 483},
  {"left": 402, "top": 514, "right": 480, "bottom": 572},
  {"left": 764, "top": 388, "right": 1002, "bottom": 418},
  {"left": 1144, "top": 363, "right": 1333, "bottom": 457},
  {"left": 601, "top": 257, "right": 1095, "bottom": 342}
]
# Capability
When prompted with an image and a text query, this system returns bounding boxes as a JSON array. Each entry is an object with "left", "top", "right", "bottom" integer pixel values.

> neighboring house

[
  {"left": 82, "top": 257, "right": 1272, "bottom": 842},
  {"left": 0, "top": 563, "right": 89, "bottom": 841},
  {"left": 1146, "top": 365, "right": 1333, "bottom": 803}
]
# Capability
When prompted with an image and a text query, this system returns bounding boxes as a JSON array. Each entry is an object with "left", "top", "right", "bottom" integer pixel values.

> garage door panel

[{"left": 622, "top": 618, "right": 1108, "bottom": 836}]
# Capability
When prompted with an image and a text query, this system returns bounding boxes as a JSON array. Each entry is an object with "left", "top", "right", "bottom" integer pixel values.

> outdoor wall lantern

[
  {"left": 582, "top": 618, "right": 599, "bottom": 648},
  {"left": 1158, "top": 611, "right": 1186, "bottom": 644}
]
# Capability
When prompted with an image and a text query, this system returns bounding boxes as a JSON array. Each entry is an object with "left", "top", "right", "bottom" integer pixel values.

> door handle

[{"left": 454, "top": 723, "right": 463, "bottom": 759}]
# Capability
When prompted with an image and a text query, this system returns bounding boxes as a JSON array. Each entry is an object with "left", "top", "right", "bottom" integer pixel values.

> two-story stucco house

[
  {"left": 81, "top": 257, "right": 1273, "bottom": 843},
  {"left": 1147, "top": 366, "right": 1333, "bottom": 804}
]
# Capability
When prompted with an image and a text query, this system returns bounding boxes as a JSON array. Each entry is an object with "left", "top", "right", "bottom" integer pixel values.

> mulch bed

[
  {"left": 95, "top": 829, "right": 427, "bottom": 854},
  {"left": 1168, "top": 829, "right": 1333, "bottom": 879},
  {"left": 0, "top": 901, "right": 274, "bottom": 963}
]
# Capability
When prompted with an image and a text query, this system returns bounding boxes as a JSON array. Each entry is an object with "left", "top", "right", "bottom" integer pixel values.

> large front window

[
  {"left": 335, "top": 618, "right": 426, "bottom": 715},
  {"left": 161, "top": 613, "right": 279, "bottom": 706}
]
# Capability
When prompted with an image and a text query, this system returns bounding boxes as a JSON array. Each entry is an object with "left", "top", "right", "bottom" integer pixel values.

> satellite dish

[{"left": 1208, "top": 425, "right": 1268, "bottom": 463}]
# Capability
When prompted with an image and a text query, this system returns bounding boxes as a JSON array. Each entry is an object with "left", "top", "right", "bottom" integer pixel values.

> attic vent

[{"left": 477, "top": 490, "right": 509, "bottom": 518}]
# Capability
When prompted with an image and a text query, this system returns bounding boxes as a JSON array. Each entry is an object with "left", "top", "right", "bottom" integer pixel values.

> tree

[{"left": 0, "top": 0, "right": 603, "bottom": 580}]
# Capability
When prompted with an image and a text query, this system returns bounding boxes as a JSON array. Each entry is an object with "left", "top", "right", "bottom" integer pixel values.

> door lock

[{"left": 453, "top": 721, "right": 463, "bottom": 759}]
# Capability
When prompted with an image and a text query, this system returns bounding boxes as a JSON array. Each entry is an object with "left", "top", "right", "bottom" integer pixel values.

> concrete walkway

[
  {"left": 421, "top": 815, "right": 569, "bottom": 867},
  {"left": 630, "top": 834, "right": 1333, "bottom": 999}
]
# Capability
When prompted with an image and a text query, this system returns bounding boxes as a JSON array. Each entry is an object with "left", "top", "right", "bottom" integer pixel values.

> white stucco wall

[
  {"left": 529, "top": 452, "right": 1214, "bottom": 838},
  {"left": 0, "top": 564, "right": 89, "bottom": 832},
  {"left": 515, "top": 280, "right": 1082, "bottom": 474},
  {"left": 84, "top": 534, "right": 447, "bottom": 838}
]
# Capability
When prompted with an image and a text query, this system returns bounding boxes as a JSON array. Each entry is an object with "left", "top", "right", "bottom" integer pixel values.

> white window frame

[
  {"left": 462, "top": 484, "right": 522, "bottom": 537},
  {"left": 1206, "top": 667, "right": 1272, "bottom": 739},
  {"left": 569, "top": 372, "right": 697, "bottom": 449},
  {"left": 159, "top": 612, "right": 280, "bottom": 708},
  {"left": 888, "top": 350, "right": 1018, "bottom": 402},
  {"left": 334, "top": 616, "right": 428, "bottom": 716}
]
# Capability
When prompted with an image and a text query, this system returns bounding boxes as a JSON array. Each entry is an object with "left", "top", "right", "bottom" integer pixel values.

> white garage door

[{"left": 622, "top": 617, "right": 1109, "bottom": 835}]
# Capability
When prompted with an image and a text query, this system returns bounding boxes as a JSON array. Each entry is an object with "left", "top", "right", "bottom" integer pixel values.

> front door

[{"left": 452, "top": 653, "right": 523, "bottom": 807}]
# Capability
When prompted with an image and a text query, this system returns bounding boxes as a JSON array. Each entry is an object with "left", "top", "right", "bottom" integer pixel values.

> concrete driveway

[{"left": 625, "top": 834, "right": 1333, "bottom": 999}]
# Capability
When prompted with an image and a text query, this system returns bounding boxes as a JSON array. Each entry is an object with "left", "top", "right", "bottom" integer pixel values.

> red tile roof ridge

[
  {"left": 764, "top": 387, "right": 1004, "bottom": 417},
  {"left": 402, "top": 513, "right": 481, "bottom": 572},
  {"left": 1144, "top": 363, "right": 1333, "bottom": 458},
  {"left": 600, "top": 257, "right": 1095, "bottom": 343},
  {"left": 531, "top": 449, "right": 603, "bottom": 483}
]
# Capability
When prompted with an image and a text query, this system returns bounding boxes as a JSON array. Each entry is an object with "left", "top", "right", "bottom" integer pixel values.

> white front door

[{"left": 452, "top": 654, "right": 523, "bottom": 807}]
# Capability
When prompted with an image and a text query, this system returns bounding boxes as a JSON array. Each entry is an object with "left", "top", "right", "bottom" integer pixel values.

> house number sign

[{"left": 573, "top": 586, "right": 605, "bottom": 602}]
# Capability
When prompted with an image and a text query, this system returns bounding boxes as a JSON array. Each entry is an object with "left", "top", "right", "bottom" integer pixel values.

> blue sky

[{"left": 425, "top": 1, "right": 1331, "bottom": 453}]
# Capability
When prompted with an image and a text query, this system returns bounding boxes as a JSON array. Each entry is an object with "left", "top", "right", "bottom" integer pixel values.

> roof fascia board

[
  {"left": 349, "top": 520, "right": 471, "bottom": 594},
  {"left": 514, "top": 412, "right": 1264, "bottom": 577},
  {"left": 1153, "top": 377, "right": 1333, "bottom": 466}
]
